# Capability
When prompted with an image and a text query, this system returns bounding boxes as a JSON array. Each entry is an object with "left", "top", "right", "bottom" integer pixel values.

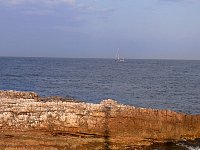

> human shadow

[{"left": 103, "top": 106, "right": 111, "bottom": 150}]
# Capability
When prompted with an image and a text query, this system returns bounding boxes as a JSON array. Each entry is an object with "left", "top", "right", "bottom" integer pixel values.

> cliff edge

[{"left": 0, "top": 90, "right": 200, "bottom": 150}]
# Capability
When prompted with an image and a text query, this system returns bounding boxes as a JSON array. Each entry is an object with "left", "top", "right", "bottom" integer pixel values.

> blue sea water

[
  {"left": 0, "top": 57, "right": 200, "bottom": 115},
  {"left": 0, "top": 57, "right": 200, "bottom": 150}
]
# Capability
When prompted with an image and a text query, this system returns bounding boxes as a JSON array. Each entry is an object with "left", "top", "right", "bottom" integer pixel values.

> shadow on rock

[{"left": 103, "top": 106, "right": 111, "bottom": 150}]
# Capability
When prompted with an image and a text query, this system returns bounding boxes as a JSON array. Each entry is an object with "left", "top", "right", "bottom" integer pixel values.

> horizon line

[{"left": 0, "top": 55, "right": 199, "bottom": 61}]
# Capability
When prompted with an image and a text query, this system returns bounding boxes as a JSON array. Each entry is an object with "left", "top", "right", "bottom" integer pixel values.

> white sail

[{"left": 115, "top": 48, "right": 124, "bottom": 62}]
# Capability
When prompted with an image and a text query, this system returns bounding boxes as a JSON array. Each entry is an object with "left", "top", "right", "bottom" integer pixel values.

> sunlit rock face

[
  {"left": 0, "top": 90, "right": 39, "bottom": 100},
  {"left": 0, "top": 90, "right": 200, "bottom": 148}
]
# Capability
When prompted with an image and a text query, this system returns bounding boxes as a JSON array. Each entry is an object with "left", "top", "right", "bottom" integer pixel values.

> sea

[{"left": 0, "top": 57, "right": 200, "bottom": 150}]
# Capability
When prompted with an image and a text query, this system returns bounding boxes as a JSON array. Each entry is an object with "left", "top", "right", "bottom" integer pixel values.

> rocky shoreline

[{"left": 0, "top": 90, "right": 200, "bottom": 149}]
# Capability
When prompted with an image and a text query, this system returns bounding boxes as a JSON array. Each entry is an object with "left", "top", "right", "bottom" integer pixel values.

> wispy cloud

[
  {"left": 158, "top": 0, "right": 198, "bottom": 2},
  {"left": 0, "top": 0, "right": 75, "bottom": 6},
  {"left": 0, "top": 0, "right": 76, "bottom": 16},
  {"left": 157, "top": 0, "right": 199, "bottom": 5},
  {"left": 1, "top": 0, "right": 116, "bottom": 15},
  {"left": 160, "top": 0, "right": 183, "bottom": 1},
  {"left": 77, "top": 3, "right": 116, "bottom": 13},
  {"left": 75, "top": 2, "right": 116, "bottom": 20},
  {"left": 0, "top": 0, "right": 117, "bottom": 28},
  {"left": 159, "top": 0, "right": 184, "bottom": 2},
  {"left": 0, "top": 0, "right": 115, "bottom": 15},
  {"left": 21, "top": 9, "right": 55, "bottom": 16}
]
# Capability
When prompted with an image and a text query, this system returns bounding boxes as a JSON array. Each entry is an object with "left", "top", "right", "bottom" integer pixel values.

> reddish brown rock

[{"left": 0, "top": 91, "right": 200, "bottom": 149}]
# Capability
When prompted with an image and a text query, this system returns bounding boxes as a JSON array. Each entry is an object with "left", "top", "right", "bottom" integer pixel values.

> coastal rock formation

[
  {"left": 0, "top": 90, "right": 39, "bottom": 100},
  {"left": 0, "top": 90, "right": 200, "bottom": 149}
]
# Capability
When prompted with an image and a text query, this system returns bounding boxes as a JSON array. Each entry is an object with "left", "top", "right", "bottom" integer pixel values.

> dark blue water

[{"left": 1, "top": 57, "right": 200, "bottom": 115}]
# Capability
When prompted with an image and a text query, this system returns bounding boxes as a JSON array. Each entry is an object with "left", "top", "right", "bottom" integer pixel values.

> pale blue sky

[{"left": 0, "top": 0, "right": 200, "bottom": 59}]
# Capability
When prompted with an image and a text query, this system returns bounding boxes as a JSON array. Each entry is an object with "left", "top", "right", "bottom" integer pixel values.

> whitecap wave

[
  {"left": 177, "top": 143, "right": 200, "bottom": 150},
  {"left": 186, "top": 146, "right": 200, "bottom": 150}
]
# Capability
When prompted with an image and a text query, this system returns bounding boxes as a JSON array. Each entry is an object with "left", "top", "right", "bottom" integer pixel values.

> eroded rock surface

[
  {"left": 0, "top": 90, "right": 200, "bottom": 149},
  {"left": 0, "top": 90, "right": 39, "bottom": 100}
]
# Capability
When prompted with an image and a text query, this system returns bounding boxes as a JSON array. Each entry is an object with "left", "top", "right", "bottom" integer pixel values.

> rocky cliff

[{"left": 0, "top": 90, "right": 200, "bottom": 149}]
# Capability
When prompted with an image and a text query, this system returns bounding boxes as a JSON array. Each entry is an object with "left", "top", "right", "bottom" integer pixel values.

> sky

[{"left": 0, "top": 0, "right": 200, "bottom": 59}]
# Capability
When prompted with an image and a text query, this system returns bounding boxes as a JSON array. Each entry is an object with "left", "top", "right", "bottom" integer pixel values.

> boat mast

[{"left": 116, "top": 48, "right": 120, "bottom": 60}]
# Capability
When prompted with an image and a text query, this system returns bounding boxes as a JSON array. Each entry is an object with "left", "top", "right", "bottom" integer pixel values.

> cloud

[
  {"left": 21, "top": 9, "right": 55, "bottom": 16},
  {"left": 1, "top": 0, "right": 116, "bottom": 16},
  {"left": 160, "top": 0, "right": 184, "bottom": 2},
  {"left": 1, "top": 0, "right": 116, "bottom": 26},
  {"left": 159, "top": 0, "right": 198, "bottom": 2},
  {"left": 157, "top": 0, "right": 199, "bottom": 5},
  {"left": 0, "top": 0, "right": 75, "bottom": 6},
  {"left": 75, "top": 2, "right": 116, "bottom": 17},
  {"left": 77, "top": 5, "right": 115, "bottom": 14},
  {"left": 160, "top": 0, "right": 182, "bottom": 1}
]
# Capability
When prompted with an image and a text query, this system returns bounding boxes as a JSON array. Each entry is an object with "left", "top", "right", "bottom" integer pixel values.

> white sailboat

[{"left": 115, "top": 48, "right": 124, "bottom": 62}]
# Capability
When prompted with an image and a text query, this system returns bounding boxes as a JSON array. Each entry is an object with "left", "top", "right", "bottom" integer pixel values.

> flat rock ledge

[{"left": 0, "top": 90, "right": 200, "bottom": 150}]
